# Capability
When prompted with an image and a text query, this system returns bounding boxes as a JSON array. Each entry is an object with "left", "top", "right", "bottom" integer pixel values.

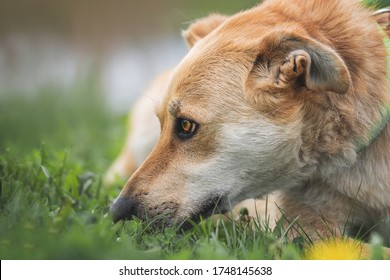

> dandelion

[{"left": 305, "top": 239, "right": 363, "bottom": 260}]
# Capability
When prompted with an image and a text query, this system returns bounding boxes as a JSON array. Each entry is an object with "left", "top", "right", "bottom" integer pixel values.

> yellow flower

[{"left": 305, "top": 239, "right": 363, "bottom": 260}]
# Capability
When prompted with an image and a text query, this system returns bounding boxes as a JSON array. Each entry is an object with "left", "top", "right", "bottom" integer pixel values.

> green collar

[
  {"left": 356, "top": 29, "right": 390, "bottom": 152},
  {"left": 357, "top": 107, "right": 390, "bottom": 152}
]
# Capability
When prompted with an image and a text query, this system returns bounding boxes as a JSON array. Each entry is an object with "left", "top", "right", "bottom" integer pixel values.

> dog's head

[{"left": 109, "top": 3, "right": 386, "bottom": 226}]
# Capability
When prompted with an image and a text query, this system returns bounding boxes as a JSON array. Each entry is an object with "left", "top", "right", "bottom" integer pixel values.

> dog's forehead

[
  {"left": 163, "top": 67, "right": 245, "bottom": 123},
  {"left": 170, "top": 49, "right": 248, "bottom": 96}
]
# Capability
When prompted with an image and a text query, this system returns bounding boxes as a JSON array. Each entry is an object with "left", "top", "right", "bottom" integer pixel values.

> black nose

[{"left": 109, "top": 196, "right": 137, "bottom": 223}]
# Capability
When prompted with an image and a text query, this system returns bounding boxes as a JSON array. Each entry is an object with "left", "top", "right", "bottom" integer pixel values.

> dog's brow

[{"left": 168, "top": 100, "right": 181, "bottom": 116}]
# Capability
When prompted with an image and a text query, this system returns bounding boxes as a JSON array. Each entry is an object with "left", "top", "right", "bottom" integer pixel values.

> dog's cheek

[
  {"left": 226, "top": 119, "right": 301, "bottom": 173},
  {"left": 179, "top": 119, "right": 305, "bottom": 209}
]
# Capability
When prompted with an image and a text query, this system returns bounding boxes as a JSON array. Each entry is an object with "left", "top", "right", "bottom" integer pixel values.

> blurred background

[
  {"left": 0, "top": 0, "right": 258, "bottom": 162},
  {"left": 0, "top": 0, "right": 259, "bottom": 112}
]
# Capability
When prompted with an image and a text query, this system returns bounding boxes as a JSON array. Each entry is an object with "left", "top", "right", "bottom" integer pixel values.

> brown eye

[
  {"left": 181, "top": 119, "right": 194, "bottom": 133},
  {"left": 176, "top": 118, "right": 198, "bottom": 140}
]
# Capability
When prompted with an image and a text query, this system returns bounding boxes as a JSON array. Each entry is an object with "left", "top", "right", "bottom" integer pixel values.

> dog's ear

[
  {"left": 248, "top": 32, "right": 351, "bottom": 95},
  {"left": 182, "top": 13, "right": 228, "bottom": 48}
]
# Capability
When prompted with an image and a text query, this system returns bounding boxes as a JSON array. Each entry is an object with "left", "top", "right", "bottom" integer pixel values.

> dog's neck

[{"left": 323, "top": 121, "right": 390, "bottom": 211}]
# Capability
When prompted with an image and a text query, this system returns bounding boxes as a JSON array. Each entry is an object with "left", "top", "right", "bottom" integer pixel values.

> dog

[{"left": 108, "top": 0, "right": 390, "bottom": 252}]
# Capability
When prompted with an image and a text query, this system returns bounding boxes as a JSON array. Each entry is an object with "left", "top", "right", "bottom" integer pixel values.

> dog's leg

[
  {"left": 278, "top": 183, "right": 371, "bottom": 241},
  {"left": 232, "top": 194, "right": 280, "bottom": 228}
]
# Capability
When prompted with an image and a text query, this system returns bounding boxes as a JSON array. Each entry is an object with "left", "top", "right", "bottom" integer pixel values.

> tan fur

[{"left": 109, "top": 0, "right": 390, "bottom": 252}]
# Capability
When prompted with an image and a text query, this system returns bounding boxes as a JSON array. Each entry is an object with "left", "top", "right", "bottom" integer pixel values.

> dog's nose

[{"left": 109, "top": 196, "right": 137, "bottom": 223}]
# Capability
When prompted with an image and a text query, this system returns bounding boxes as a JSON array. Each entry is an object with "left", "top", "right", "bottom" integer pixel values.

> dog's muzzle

[{"left": 109, "top": 193, "right": 229, "bottom": 226}]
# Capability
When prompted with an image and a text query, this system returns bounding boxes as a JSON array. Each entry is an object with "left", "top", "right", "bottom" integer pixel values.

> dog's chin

[{"left": 181, "top": 194, "right": 229, "bottom": 228}]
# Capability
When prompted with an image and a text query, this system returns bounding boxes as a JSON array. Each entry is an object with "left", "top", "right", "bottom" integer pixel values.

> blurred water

[
  {"left": 101, "top": 35, "right": 186, "bottom": 112},
  {"left": 0, "top": 33, "right": 89, "bottom": 93},
  {"left": 0, "top": 0, "right": 258, "bottom": 112},
  {"left": 0, "top": 32, "right": 186, "bottom": 112}
]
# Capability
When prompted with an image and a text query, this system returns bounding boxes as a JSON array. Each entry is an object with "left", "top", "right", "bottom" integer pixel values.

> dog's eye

[{"left": 176, "top": 118, "right": 198, "bottom": 140}]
